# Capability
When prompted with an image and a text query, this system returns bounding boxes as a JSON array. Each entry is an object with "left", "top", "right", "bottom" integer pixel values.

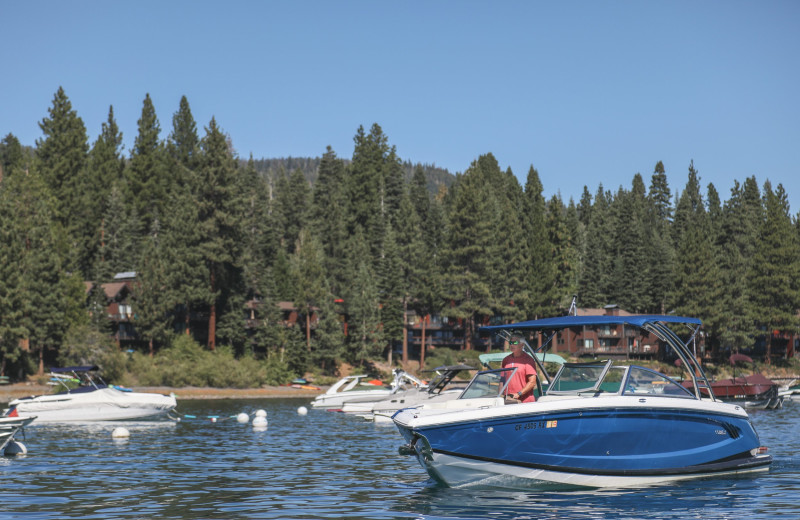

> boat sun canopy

[{"left": 479, "top": 315, "right": 701, "bottom": 333}]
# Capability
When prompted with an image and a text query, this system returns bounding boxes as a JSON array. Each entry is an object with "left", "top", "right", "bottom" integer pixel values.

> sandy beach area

[{"left": 0, "top": 383, "right": 325, "bottom": 404}]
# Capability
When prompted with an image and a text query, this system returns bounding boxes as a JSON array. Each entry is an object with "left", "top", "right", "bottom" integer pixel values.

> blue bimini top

[{"left": 479, "top": 314, "right": 701, "bottom": 333}]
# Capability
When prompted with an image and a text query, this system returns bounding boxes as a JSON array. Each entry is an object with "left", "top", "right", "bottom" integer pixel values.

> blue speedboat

[{"left": 393, "top": 314, "right": 772, "bottom": 488}]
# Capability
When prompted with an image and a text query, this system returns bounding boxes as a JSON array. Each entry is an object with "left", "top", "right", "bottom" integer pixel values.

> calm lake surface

[{"left": 1, "top": 397, "right": 798, "bottom": 520}]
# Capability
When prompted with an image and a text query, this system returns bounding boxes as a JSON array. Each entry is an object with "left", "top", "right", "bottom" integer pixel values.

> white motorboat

[
  {"left": 310, "top": 369, "right": 425, "bottom": 411},
  {"left": 343, "top": 364, "right": 474, "bottom": 422},
  {"left": 0, "top": 415, "right": 35, "bottom": 453},
  {"left": 394, "top": 314, "right": 772, "bottom": 488},
  {"left": 3, "top": 366, "right": 177, "bottom": 422}
]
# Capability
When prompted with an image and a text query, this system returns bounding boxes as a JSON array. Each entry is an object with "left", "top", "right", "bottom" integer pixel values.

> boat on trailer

[
  {"left": 3, "top": 366, "right": 176, "bottom": 422},
  {"left": 393, "top": 314, "right": 772, "bottom": 488}
]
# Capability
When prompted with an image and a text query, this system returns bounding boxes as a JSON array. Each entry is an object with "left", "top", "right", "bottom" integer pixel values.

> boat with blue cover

[{"left": 393, "top": 314, "right": 772, "bottom": 488}]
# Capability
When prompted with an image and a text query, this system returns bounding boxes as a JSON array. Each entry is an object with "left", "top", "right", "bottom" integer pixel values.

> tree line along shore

[{"left": 1, "top": 87, "right": 799, "bottom": 386}]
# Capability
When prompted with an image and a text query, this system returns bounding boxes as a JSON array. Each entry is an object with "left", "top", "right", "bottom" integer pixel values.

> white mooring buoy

[
  {"left": 111, "top": 427, "right": 130, "bottom": 439},
  {"left": 4, "top": 441, "right": 27, "bottom": 456},
  {"left": 255, "top": 409, "right": 267, "bottom": 418},
  {"left": 297, "top": 406, "right": 308, "bottom": 416},
  {"left": 252, "top": 415, "right": 268, "bottom": 430},
  {"left": 236, "top": 412, "right": 250, "bottom": 424}
]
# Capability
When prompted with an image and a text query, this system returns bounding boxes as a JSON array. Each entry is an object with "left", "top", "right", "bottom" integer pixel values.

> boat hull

[
  {"left": 310, "top": 389, "right": 393, "bottom": 411},
  {"left": 7, "top": 388, "right": 176, "bottom": 422},
  {"left": 394, "top": 397, "right": 771, "bottom": 488}
]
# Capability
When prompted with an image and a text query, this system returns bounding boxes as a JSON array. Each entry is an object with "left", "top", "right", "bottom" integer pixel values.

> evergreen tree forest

[{"left": 1, "top": 88, "right": 800, "bottom": 382}]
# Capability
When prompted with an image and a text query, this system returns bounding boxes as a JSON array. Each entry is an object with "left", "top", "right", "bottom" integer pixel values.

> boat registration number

[{"left": 515, "top": 420, "right": 558, "bottom": 431}]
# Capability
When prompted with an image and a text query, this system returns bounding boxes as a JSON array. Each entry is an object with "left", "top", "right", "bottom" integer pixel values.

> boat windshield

[
  {"left": 620, "top": 366, "right": 695, "bottom": 398},
  {"left": 547, "top": 361, "right": 611, "bottom": 394},
  {"left": 458, "top": 368, "right": 515, "bottom": 399},
  {"left": 547, "top": 361, "right": 695, "bottom": 398}
]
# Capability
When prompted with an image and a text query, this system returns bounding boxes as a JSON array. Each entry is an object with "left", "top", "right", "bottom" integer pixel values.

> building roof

[{"left": 103, "top": 282, "right": 128, "bottom": 299}]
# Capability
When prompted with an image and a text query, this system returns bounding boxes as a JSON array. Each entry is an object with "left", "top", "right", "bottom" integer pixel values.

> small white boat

[
  {"left": 310, "top": 369, "right": 425, "bottom": 411},
  {"left": 344, "top": 364, "right": 474, "bottom": 422},
  {"left": 0, "top": 415, "right": 35, "bottom": 453},
  {"left": 778, "top": 380, "right": 800, "bottom": 401},
  {"left": 3, "top": 366, "right": 177, "bottom": 423}
]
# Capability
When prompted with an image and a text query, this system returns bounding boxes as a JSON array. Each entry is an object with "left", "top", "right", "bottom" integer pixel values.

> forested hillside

[
  {"left": 1, "top": 87, "right": 799, "bottom": 383},
  {"left": 249, "top": 157, "right": 454, "bottom": 196}
]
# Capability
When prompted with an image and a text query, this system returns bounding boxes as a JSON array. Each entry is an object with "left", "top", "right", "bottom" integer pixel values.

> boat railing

[{"left": 646, "top": 322, "right": 716, "bottom": 401}]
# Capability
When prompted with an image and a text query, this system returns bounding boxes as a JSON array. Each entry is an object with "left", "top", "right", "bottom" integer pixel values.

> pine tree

[
  {"left": 490, "top": 167, "right": 527, "bottom": 326},
  {"left": 309, "top": 147, "right": 348, "bottom": 297},
  {"left": 126, "top": 93, "right": 169, "bottom": 232},
  {"left": 96, "top": 184, "right": 142, "bottom": 280},
  {"left": 441, "top": 155, "right": 498, "bottom": 350},
  {"left": 645, "top": 163, "right": 674, "bottom": 313},
  {"left": 239, "top": 156, "right": 278, "bottom": 304},
  {"left": 167, "top": 95, "right": 199, "bottom": 172},
  {"left": 84, "top": 106, "right": 125, "bottom": 277},
  {"left": 344, "top": 228, "right": 383, "bottom": 365},
  {"left": 35, "top": 87, "right": 89, "bottom": 224},
  {"left": 312, "top": 292, "right": 346, "bottom": 374},
  {"left": 579, "top": 185, "right": 611, "bottom": 307},
  {"left": 546, "top": 194, "right": 578, "bottom": 313},
  {"left": 750, "top": 182, "right": 800, "bottom": 362},
  {"left": 195, "top": 118, "right": 244, "bottom": 350},
  {"left": 35, "top": 87, "right": 90, "bottom": 274},
  {"left": 346, "top": 123, "right": 397, "bottom": 259},
  {"left": 0, "top": 169, "right": 29, "bottom": 377},
  {"left": 0, "top": 133, "right": 26, "bottom": 177},
  {"left": 716, "top": 179, "right": 761, "bottom": 354},
  {"left": 670, "top": 162, "right": 723, "bottom": 344},
  {"left": 135, "top": 220, "right": 171, "bottom": 356},
  {"left": 290, "top": 229, "right": 328, "bottom": 352},
  {"left": 400, "top": 174, "right": 443, "bottom": 366},
  {"left": 377, "top": 222, "right": 404, "bottom": 359},
  {"left": 613, "top": 175, "right": 649, "bottom": 312},
  {"left": 283, "top": 168, "right": 310, "bottom": 253},
  {"left": 522, "top": 166, "right": 556, "bottom": 318},
  {"left": 8, "top": 169, "right": 74, "bottom": 374}
]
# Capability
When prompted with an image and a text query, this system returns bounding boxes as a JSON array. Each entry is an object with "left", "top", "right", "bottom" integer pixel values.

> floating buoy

[
  {"left": 255, "top": 409, "right": 267, "bottom": 418},
  {"left": 297, "top": 406, "right": 308, "bottom": 416},
  {"left": 252, "top": 415, "right": 268, "bottom": 430},
  {"left": 111, "top": 427, "right": 130, "bottom": 439},
  {"left": 4, "top": 441, "right": 27, "bottom": 456},
  {"left": 210, "top": 417, "right": 217, "bottom": 423},
  {"left": 236, "top": 412, "right": 250, "bottom": 424}
]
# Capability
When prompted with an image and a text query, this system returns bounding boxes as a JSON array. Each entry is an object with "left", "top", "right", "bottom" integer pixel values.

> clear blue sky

[{"left": 2, "top": 1, "right": 799, "bottom": 212}]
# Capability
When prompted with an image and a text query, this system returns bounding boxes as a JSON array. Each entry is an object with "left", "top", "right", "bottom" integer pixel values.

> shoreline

[{"left": 0, "top": 383, "right": 325, "bottom": 404}]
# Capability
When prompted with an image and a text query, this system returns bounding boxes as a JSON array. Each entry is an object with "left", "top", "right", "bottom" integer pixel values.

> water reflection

[{"left": 0, "top": 398, "right": 797, "bottom": 519}]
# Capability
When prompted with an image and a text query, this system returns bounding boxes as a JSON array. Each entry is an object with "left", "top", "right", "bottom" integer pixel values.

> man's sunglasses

[{"left": 510, "top": 340, "right": 520, "bottom": 345}]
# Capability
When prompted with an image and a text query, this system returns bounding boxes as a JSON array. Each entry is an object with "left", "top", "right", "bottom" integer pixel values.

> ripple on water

[{"left": 1, "top": 398, "right": 799, "bottom": 519}]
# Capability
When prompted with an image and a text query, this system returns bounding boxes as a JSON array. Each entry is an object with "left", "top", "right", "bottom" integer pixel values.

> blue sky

[{"left": 2, "top": 1, "right": 799, "bottom": 212}]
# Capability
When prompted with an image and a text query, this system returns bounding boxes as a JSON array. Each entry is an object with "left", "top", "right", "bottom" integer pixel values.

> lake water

[{"left": 1, "top": 397, "right": 798, "bottom": 520}]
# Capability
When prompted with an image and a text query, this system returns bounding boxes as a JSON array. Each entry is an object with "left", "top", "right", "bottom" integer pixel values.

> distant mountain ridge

[{"left": 245, "top": 157, "right": 456, "bottom": 197}]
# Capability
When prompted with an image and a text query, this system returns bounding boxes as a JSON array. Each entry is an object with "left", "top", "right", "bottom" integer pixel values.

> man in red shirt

[{"left": 501, "top": 335, "right": 538, "bottom": 403}]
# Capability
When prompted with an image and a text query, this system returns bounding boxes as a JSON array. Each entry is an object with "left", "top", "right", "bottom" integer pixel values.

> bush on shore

[{"left": 56, "top": 331, "right": 296, "bottom": 388}]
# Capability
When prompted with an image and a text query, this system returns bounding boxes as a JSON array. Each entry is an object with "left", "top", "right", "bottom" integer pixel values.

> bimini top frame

[{"left": 480, "top": 314, "right": 714, "bottom": 401}]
